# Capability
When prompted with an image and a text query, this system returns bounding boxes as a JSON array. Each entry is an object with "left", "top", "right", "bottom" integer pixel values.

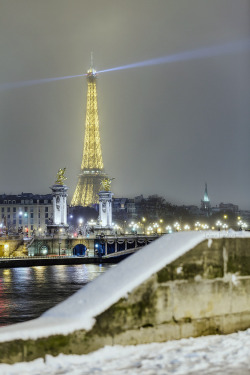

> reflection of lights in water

[
  {"left": 32, "top": 266, "right": 46, "bottom": 281},
  {"left": 0, "top": 264, "right": 116, "bottom": 326},
  {"left": 2, "top": 269, "right": 11, "bottom": 283},
  {"left": 50, "top": 265, "right": 67, "bottom": 283},
  {"left": 0, "top": 278, "right": 10, "bottom": 319},
  {"left": 33, "top": 266, "right": 45, "bottom": 272},
  {"left": 70, "top": 264, "right": 115, "bottom": 284},
  {"left": 12, "top": 267, "right": 32, "bottom": 282}
]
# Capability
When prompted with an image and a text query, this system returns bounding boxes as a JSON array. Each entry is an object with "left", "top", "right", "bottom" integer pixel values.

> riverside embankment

[{"left": 0, "top": 231, "right": 250, "bottom": 364}]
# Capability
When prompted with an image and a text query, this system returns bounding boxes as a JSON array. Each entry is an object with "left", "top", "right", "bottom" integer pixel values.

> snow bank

[
  {"left": 1, "top": 329, "right": 250, "bottom": 374},
  {"left": 0, "top": 231, "right": 249, "bottom": 343}
]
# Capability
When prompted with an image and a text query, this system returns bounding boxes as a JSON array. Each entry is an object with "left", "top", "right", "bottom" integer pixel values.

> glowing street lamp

[
  {"left": 202, "top": 224, "right": 209, "bottom": 230},
  {"left": 241, "top": 222, "right": 248, "bottom": 230},
  {"left": 195, "top": 222, "right": 201, "bottom": 230},
  {"left": 157, "top": 227, "right": 162, "bottom": 234},
  {"left": 174, "top": 222, "right": 180, "bottom": 231},
  {"left": 238, "top": 220, "right": 247, "bottom": 231},
  {"left": 165, "top": 225, "right": 172, "bottom": 234},
  {"left": 4, "top": 243, "right": 9, "bottom": 257},
  {"left": 142, "top": 217, "right": 146, "bottom": 233},
  {"left": 216, "top": 220, "right": 222, "bottom": 231},
  {"left": 147, "top": 226, "right": 153, "bottom": 234}
]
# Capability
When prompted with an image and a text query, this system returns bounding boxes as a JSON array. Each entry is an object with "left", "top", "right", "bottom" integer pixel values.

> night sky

[{"left": 0, "top": 0, "right": 249, "bottom": 209}]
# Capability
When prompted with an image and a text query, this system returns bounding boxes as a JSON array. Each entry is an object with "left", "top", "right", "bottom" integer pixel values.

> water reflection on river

[{"left": 0, "top": 264, "right": 114, "bottom": 327}]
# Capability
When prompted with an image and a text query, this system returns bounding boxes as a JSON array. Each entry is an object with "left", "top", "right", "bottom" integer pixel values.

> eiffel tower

[{"left": 71, "top": 57, "right": 107, "bottom": 207}]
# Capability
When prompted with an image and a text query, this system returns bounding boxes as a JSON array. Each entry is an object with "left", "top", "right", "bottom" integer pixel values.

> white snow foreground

[
  {"left": 0, "top": 329, "right": 250, "bottom": 375},
  {"left": 0, "top": 231, "right": 249, "bottom": 344}
]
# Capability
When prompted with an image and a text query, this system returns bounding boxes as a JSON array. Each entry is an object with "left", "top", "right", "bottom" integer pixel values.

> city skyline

[{"left": 0, "top": 1, "right": 249, "bottom": 209}]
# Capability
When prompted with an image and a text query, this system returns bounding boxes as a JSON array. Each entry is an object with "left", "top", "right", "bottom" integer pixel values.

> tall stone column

[
  {"left": 47, "top": 169, "right": 69, "bottom": 235},
  {"left": 98, "top": 191, "right": 113, "bottom": 227},
  {"left": 51, "top": 185, "right": 69, "bottom": 226}
]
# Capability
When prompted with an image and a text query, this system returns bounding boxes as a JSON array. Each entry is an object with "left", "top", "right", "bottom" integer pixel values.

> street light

[
  {"left": 147, "top": 226, "right": 153, "bottom": 234},
  {"left": 242, "top": 222, "right": 248, "bottom": 230},
  {"left": 157, "top": 227, "right": 162, "bottom": 234},
  {"left": 216, "top": 220, "right": 222, "bottom": 231},
  {"left": 4, "top": 243, "right": 9, "bottom": 257},
  {"left": 166, "top": 225, "right": 172, "bottom": 234},
  {"left": 142, "top": 217, "right": 146, "bottom": 233},
  {"left": 238, "top": 220, "right": 248, "bottom": 231},
  {"left": 78, "top": 218, "right": 83, "bottom": 236},
  {"left": 194, "top": 222, "right": 201, "bottom": 230},
  {"left": 58, "top": 228, "right": 63, "bottom": 256},
  {"left": 58, "top": 241, "right": 61, "bottom": 256},
  {"left": 201, "top": 224, "right": 209, "bottom": 230},
  {"left": 174, "top": 222, "right": 180, "bottom": 232}
]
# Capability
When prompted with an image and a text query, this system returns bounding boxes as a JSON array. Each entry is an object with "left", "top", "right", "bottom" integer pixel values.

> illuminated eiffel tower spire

[{"left": 71, "top": 56, "right": 107, "bottom": 206}]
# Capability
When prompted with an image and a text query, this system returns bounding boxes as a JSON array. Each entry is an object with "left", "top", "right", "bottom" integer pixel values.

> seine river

[{"left": 0, "top": 264, "right": 114, "bottom": 327}]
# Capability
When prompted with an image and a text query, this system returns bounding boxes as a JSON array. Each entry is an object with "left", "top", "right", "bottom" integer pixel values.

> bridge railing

[{"left": 0, "top": 255, "right": 84, "bottom": 260}]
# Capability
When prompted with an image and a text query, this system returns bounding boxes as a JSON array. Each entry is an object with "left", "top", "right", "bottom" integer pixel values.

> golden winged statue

[
  {"left": 55, "top": 168, "right": 67, "bottom": 185},
  {"left": 100, "top": 177, "right": 114, "bottom": 191}
]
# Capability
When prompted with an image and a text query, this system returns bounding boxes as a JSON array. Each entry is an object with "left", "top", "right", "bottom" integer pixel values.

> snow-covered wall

[{"left": 0, "top": 231, "right": 250, "bottom": 364}]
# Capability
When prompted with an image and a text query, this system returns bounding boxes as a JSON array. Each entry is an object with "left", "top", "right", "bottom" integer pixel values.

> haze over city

[{"left": 0, "top": 0, "right": 249, "bottom": 209}]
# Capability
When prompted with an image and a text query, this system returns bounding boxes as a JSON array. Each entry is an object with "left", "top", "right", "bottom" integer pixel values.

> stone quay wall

[
  {"left": 0, "top": 238, "right": 27, "bottom": 257},
  {"left": 0, "top": 236, "right": 250, "bottom": 363}
]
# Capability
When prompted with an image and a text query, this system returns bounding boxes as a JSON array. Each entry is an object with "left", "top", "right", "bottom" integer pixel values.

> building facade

[{"left": 0, "top": 193, "right": 53, "bottom": 235}]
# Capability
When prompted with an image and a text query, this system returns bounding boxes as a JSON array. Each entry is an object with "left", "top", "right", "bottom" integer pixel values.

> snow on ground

[
  {"left": 0, "top": 230, "right": 249, "bottom": 343},
  {"left": 1, "top": 329, "right": 250, "bottom": 374}
]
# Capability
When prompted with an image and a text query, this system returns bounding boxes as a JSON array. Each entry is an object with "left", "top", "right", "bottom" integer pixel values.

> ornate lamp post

[{"left": 216, "top": 220, "right": 222, "bottom": 231}]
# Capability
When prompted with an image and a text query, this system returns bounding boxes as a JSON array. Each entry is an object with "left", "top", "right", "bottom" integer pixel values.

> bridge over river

[{"left": 0, "top": 234, "right": 160, "bottom": 266}]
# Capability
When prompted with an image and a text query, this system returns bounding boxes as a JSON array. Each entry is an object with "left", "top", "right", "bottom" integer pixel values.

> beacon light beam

[
  {"left": 98, "top": 39, "right": 250, "bottom": 74},
  {"left": 0, "top": 74, "right": 86, "bottom": 92},
  {"left": 0, "top": 39, "right": 249, "bottom": 92}
]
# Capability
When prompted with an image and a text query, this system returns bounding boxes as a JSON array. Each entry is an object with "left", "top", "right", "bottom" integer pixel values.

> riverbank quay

[
  {"left": 0, "top": 255, "right": 127, "bottom": 268},
  {"left": 0, "top": 231, "right": 250, "bottom": 364},
  {"left": 0, "top": 233, "right": 159, "bottom": 258}
]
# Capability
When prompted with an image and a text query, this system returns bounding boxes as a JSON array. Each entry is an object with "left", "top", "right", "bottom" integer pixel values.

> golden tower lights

[{"left": 71, "top": 60, "right": 107, "bottom": 206}]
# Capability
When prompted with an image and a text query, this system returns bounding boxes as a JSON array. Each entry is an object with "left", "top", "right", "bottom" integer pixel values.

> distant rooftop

[{"left": 0, "top": 193, "right": 53, "bottom": 204}]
